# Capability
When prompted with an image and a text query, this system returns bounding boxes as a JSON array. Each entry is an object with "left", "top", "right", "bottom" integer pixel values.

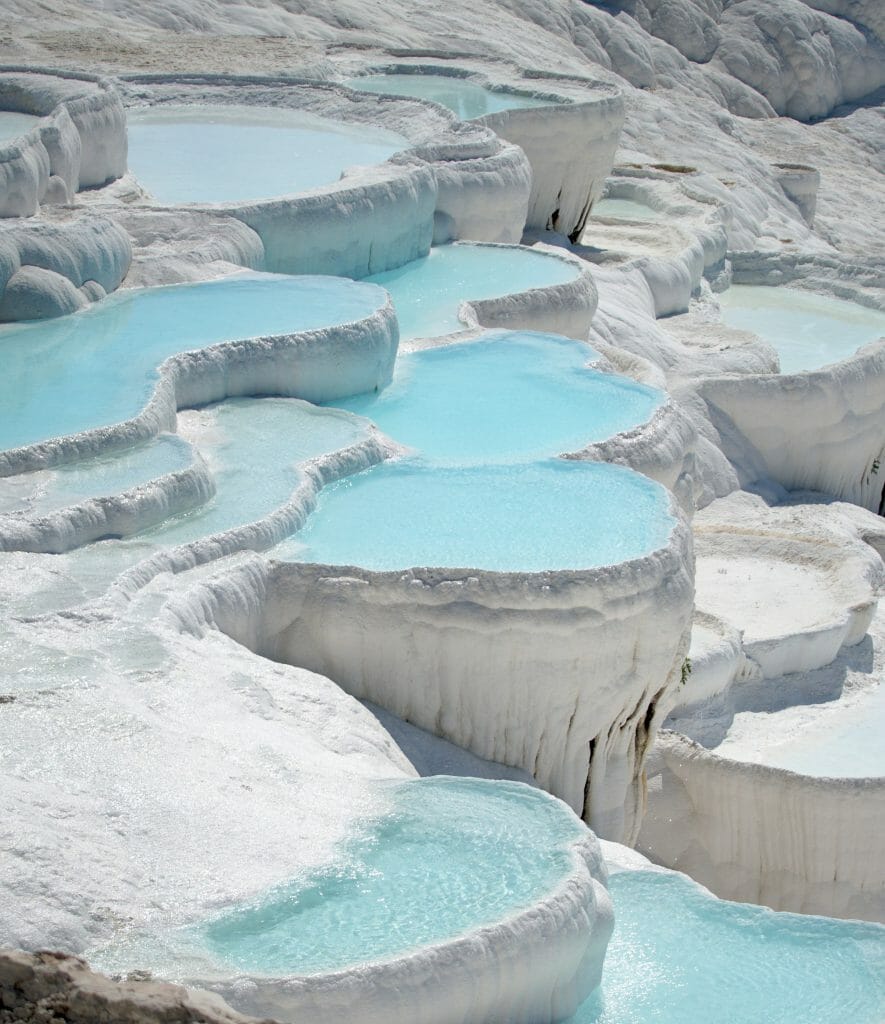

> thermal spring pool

[
  {"left": 569, "top": 870, "right": 885, "bottom": 1024},
  {"left": 364, "top": 243, "right": 581, "bottom": 340},
  {"left": 590, "top": 198, "right": 662, "bottom": 221},
  {"left": 282, "top": 459, "right": 675, "bottom": 572},
  {"left": 0, "top": 272, "right": 387, "bottom": 451},
  {"left": 328, "top": 332, "right": 663, "bottom": 464},
  {"left": 345, "top": 73, "right": 558, "bottom": 121},
  {"left": 0, "top": 111, "right": 40, "bottom": 141},
  {"left": 88, "top": 778, "right": 594, "bottom": 977},
  {"left": 127, "top": 104, "right": 408, "bottom": 204},
  {"left": 0, "top": 435, "right": 193, "bottom": 516},
  {"left": 719, "top": 286, "right": 885, "bottom": 374}
]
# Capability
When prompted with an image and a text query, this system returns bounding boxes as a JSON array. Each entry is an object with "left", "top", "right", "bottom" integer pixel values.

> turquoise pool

[
  {"left": 329, "top": 332, "right": 663, "bottom": 464},
  {"left": 346, "top": 73, "right": 557, "bottom": 121},
  {"left": 571, "top": 870, "right": 885, "bottom": 1024},
  {"left": 364, "top": 243, "right": 580, "bottom": 340},
  {"left": 0, "top": 111, "right": 39, "bottom": 142},
  {"left": 0, "top": 272, "right": 386, "bottom": 450},
  {"left": 282, "top": 459, "right": 674, "bottom": 572},
  {"left": 201, "top": 778, "right": 585, "bottom": 975},
  {"left": 719, "top": 286, "right": 885, "bottom": 374},
  {"left": 0, "top": 435, "right": 193, "bottom": 516},
  {"left": 127, "top": 104, "right": 408, "bottom": 204}
]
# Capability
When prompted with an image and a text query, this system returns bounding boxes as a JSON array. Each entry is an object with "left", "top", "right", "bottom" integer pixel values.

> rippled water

[
  {"left": 127, "top": 104, "right": 407, "bottom": 203},
  {"left": 570, "top": 870, "right": 885, "bottom": 1024}
]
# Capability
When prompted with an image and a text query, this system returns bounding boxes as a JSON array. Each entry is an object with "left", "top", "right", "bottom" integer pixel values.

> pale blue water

[
  {"left": 755, "top": 682, "right": 885, "bottom": 779},
  {"left": 0, "top": 111, "right": 39, "bottom": 142},
  {"left": 570, "top": 870, "right": 885, "bottom": 1024},
  {"left": 138, "top": 398, "right": 368, "bottom": 546},
  {"left": 127, "top": 104, "right": 408, "bottom": 204},
  {"left": 591, "top": 198, "right": 661, "bottom": 221},
  {"left": 0, "top": 435, "right": 193, "bottom": 516},
  {"left": 282, "top": 459, "right": 674, "bottom": 571},
  {"left": 329, "top": 332, "right": 663, "bottom": 464},
  {"left": 201, "top": 778, "right": 585, "bottom": 975},
  {"left": 719, "top": 286, "right": 885, "bottom": 374},
  {"left": 0, "top": 272, "right": 385, "bottom": 451},
  {"left": 364, "top": 243, "right": 579, "bottom": 339},
  {"left": 346, "top": 73, "right": 558, "bottom": 120}
]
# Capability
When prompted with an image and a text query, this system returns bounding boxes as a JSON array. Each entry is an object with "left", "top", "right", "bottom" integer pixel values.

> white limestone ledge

[
  {"left": 0, "top": 67, "right": 126, "bottom": 217},
  {"left": 451, "top": 241, "right": 598, "bottom": 341},
  {"left": 117, "top": 74, "right": 536, "bottom": 273},
  {"left": 181, "top": 507, "right": 694, "bottom": 846},
  {"left": 639, "top": 730, "right": 885, "bottom": 922},
  {"left": 0, "top": 443, "right": 213, "bottom": 556},
  {"left": 692, "top": 496, "right": 883, "bottom": 680},
  {"left": 578, "top": 164, "right": 730, "bottom": 316},
  {"left": 195, "top": 824, "right": 612, "bottom": 1024},
  {"left": 0, "top": 212, "right": 131, "bottom": 320},
  {"left": 0, "top": 295, "right": 399, "bottom": 478},
  {"left": 338, "top": 56, "right": 625, "bottom": 242},
  {"left": 695, "top": 337, "right": 885, "bottom": 513}
]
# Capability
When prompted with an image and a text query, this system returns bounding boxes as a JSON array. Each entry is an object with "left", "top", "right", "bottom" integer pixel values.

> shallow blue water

[
  {"left": 364, "top": 243, "right": 579, "bottom": 339},
  {"left": 329, "top": 332, "right": 663, "bottom": 464},
  {"left": 0, "top": 272, "right": 385, "bottom": 450},
  {"left": 719, "top": 286, "right": 885, "bottom": 374},
  {"left": 282, "top": 459, "right": 674, "bottom": 571},
  {"left": 570, "top": 870, "right": 885, "bottom": 1024},
  {"left": 0, "top": 111, "right": 39, "bottom": 142},
  {"left": 591, "top": 198, "right": 661, "bottom": 222},
  {"left": 127, "top": 104, "right": 407, "bottom": 204},
  {"left": 0, "top": 435, "right": 193, "bottom": 516},
  {"left": 201, "top": 778, "right": 584, "bottom": 975},
  {"left": 138, "top": 398, "right": 368, "bottom": 546},
  {"left": 346, "top": 73, "right": 558, "bottom": 120}
]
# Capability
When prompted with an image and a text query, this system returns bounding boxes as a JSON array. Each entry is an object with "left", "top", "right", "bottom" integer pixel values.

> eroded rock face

[{"left": 0, "top": 950, "right": 266, "bottom": 1024}]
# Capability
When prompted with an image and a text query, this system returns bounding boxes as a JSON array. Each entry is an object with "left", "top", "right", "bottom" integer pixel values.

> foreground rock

[{"left": 0, "top": 950, "right": 267, "bottom": 1024}]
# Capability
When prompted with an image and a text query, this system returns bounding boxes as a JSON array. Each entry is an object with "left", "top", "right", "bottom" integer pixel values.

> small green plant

[{"left": 680, "top": 657, "right": 692, "bottom": 687}]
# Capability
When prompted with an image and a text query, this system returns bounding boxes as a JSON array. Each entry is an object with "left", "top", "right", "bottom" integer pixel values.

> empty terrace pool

[
  {"left": 364, "top": 243, "right": 580, "bottom": 340},
  {"left": 127, "top": 104, "right": 408, "bottom": 204},
  {"left": 346, "top": 73, "right": 558, "bottom": 120},
  {"left": 590, "top": 198, "right": 661, "bottom": 221},
  {"left": 0, "top": 272, "right": 387, "bottom": 450},
  {"left": 569, "top": 869, "right": 885, "bottom": 1024},
  {"left": 719, "top": 286, "right": 885, "bottom": 374},
  {"left": 0, "top": 111, "right": 39, "bottom": 141},
  {"left": 329, "top": 331, "right": 663, "bottom": 464},
  {"left": 283, "top": 459, "right": 674, "bottom": 572}
]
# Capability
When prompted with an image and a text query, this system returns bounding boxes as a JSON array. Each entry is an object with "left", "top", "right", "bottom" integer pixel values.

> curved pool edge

[
  {"left": 638, "top": 729, "right": 885, "bottom": 924},
  {"left": 0, "top": 285, "right": 399, "bottom": 479},
  {"left": 191, "top": 805, "right": 613, "bottom": 1024},
  {"left": 695, "top": 337, "right": 885, "bottom": 512},
  {"left": 169, "top": 491, "right": 694, "bottom": 844}
]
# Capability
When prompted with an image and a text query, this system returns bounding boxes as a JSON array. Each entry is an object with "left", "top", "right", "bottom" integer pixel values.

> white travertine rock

[
  {"left": 0, "top": 69, "right": 126, "bottom": 215},
  {"left": 194, "top": 515, "right": 694, "bottom": 846},
  {"left": 0, "top": 265, "right": 86, "bottom": 320}
]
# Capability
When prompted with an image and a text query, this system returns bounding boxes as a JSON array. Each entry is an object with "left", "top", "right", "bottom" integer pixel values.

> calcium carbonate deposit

[{"left": 0, "top": 2, "right": 884, "bottom": 1023}]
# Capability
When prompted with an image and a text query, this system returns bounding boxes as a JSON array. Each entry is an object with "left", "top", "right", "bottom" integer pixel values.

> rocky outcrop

[{"left": 0, "top": 950, "right": 267, "bottom": 1024}]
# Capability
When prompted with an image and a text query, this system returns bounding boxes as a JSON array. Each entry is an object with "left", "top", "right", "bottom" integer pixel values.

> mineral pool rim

[
  {"left": 126, "top": 103, "right": 410, "bottom": 204},
  {"left": 0, "top": 271, "right": 390, "bottom": 452}
]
